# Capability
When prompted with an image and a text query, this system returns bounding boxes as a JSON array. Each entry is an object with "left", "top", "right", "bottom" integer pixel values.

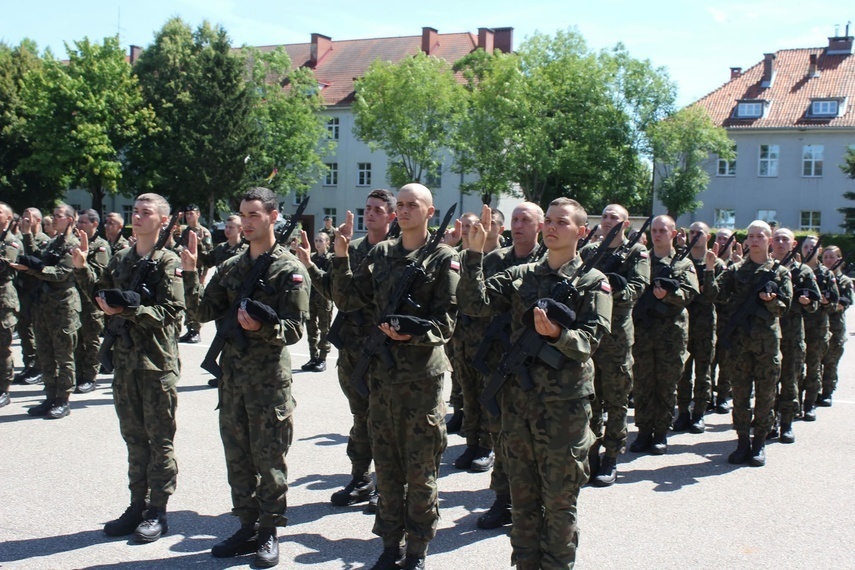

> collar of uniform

[
  {"left": 533, "top": 254, "right": 582, "bottom": 277},
  {"left": 652, "top": 248, "right": 677, "bottom": 264}
]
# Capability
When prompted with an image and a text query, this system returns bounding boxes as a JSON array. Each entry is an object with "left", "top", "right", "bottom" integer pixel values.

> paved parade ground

[{"left": 2, "top": 311, "right": 854, "bottom": 569}]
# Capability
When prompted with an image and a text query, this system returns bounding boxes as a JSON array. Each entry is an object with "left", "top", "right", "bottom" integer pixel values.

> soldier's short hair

[
  {"left": 315, "top": 232, "right": 330, "bottom": 243},
  {"left": 747, "top": 220, "right": 772, "bottom": 237},
  {"left": 366, "top": 188, "right": 396, "bottom": 213},
  {"left": 24, "top": 207, "right": 42, "bottom": 222},
  {"left": 491, "top": 208, "right": 505, "bottom": 226},
  {"left": 824, "top": 245, "right": 842, "bottom": 258},
  {"left": 105, "top": 212, "right": 124, "bottom": 225},
  {"left": 242, "top": 187, "right": 277, "bottom": 213},
  {"left": 55, "top": 203, "right": 76, "bottom": 219},
  {"left": 78, "top": 209, "right": 100, "bottom": 224},
  {"left": 225, "top": 214, "right": 241, "bottom": 225},
  {"left": 0, "top": 201, "right": 12, "bottom": 217},
  {"left": 548, "top": 197, "right": 587, "bottom": 227},
  {"left": 136, "top": 193, "right": 171, "bottom": 217}
]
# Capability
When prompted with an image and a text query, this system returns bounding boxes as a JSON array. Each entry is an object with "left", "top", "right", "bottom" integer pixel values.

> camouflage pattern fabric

[
  {"left": 73, "top": 235, "right": 110, "bottom": 383},
  {"left": 822, "top": 271, "right": 853, "bottom": 394},
  {"left": 801, "top": 264, "right": 837, "bottom": 405},
  {"left": 206, "top": 240, "right": 248, "bottom": 269},
  {"left": 0, "top": 232, "right": 21, "bottom": 392},
  {"left": 307, "top": 250, "right": 333, "bottom": 359},
  {"left": 16, "top": 231, "right": 50, "bottom": 368},
  {"left": 108, "top": 234, "right": 131, "bottom": 256},
  {"left": 778, "top": 261, "right": 819, "bottom": 422},
  {"left": 174, "top": 223, "right": 213, "bottom": 333}
]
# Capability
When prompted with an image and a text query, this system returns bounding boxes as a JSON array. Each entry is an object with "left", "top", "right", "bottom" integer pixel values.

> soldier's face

[
  {"left": 772, "top": 231, "right": 795, "bottom": 258},
  {"left": 542, "top": 205, "right": 582, "bottom": 249},
  {"left": 0, "top": 208, "right": 10, "bottom": 227},
  {"left": 821, "top": 249, "right": 840, "bottom": 269},
  {"left": 600, "top": 206, "right": 626, "bottom": 235},
  {"left": 224, "top": 221, "right": 241, "bottom": 240},
  {"left": 104, "top": 217, "right": 122, "bottom": 239},
  {"left": 314, "top": 235, "right": 329, "bottom": 252},
  {"left": 185, "top": 210, "right": 199, "bottom": 225},
  {"left": 746, "top": 228, "right": 770, "bottom": 254},
  {"left": 395, "top": 189, "right": 433, "bottom": 232},
  {"left": 240, "top": 200, "right": 277, "bottom": 242},
  {"left": 77, "top": 216, "right": 97, "bottom": 237},
  {"left": 802, "top": 240, "right": 818, "bottom": 259},
  {"left": 132, "top": 201, "right": 167, "bottom": 238},
  {"left": 650, "top": 220, "right": 675, "bottom": 248},
  {"left": 511, "top": 206, "right": 541, "bottom": 247},
  {"left": 52, "top": 209, "right": 74, "bottom": 233},
  {"left": 688, "top": 227, "right": 708, "bottom": 248},
  {"left": 363, "top": 197, "right": 394, "bottom": 231}
]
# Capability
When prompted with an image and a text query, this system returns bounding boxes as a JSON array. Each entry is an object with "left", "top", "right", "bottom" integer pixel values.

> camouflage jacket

[
  {"left": 75, "top": 246, "right": 185, "bottom": 373},
  {"left": 207, "top": 240, "right": 248, "bottom": 269},
  {"left": 1, "top": 232, "right": 22, "bottom": 322},
  {"left": 77, "top": 235, "right": 112, "bottom": 315},
  {"left": 15, "top": 231, "right": 50, "bottom": 301},
  {"left": 716, "top": 257, "right": 793, "bottom": 340},
  {"left": 634, "top": 248, "right": 700, "bottom": 321},
  {"left": 457, "top": 253, "right": 612, "bottom": 401},
  {"left": 22, "top": 230, "right": 82, "bottom": 312},
  {"left": 331, "top": 237, "right": 459, "bottom": 383},
  {"left": 185, "top": 244, "right": 310, "bottom": 385},
  {"left": 108, "top": 234, "right": 131, "bottom": 256},
  {"left": 580, "top": 239, "right": 649, "bottom": 316},
  {"left": 785, "top": 260, "right": 820, "bottom": 317},
  {"left": 173, "top": 224, "right": 213, "bottom": 269}
]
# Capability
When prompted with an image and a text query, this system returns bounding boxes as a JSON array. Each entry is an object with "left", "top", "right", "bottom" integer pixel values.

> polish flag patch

[
  {"left": 640, "top": 251, "right": 649, "bottom": 258},
  {"left": 97, "top": 246, "right": 106, "bottom": 252},
  {"left": 292, "top": 273, "right": 304, "bottom": 283},
  {"left": 450, "top": 260, "right": 460, "bottom": 271},
  {"left": 10, "top": 242, "right": 19, "bottom": 249},
  {"left": 174, "top": 268, "right": 183, "bottom": 277},
  {"left": 600, "top": 280, "right": 612, "bottom": 293}
]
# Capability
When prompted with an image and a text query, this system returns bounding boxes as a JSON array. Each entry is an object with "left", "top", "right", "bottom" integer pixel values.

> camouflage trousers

[
  {"left": 501, "top": 390, "right": 594, "bottom": 570},
  {"left": 369, "top": 375, "right": 446, "bottom": 557},
  {"left": 307, "top": 293, "right": 332, "bottom": 358},
  {"left": 17, "top": 292, "right": 37, "bottom": 367},
  {"left": 0, "top": 324, "right": 13, "bottom": 392},
  {"left": 488, "top": 411, "right": 511, "bottom": 497},
  {"left": 821, "top": 316, "right": 847, "bottom": 394},
  {"left": 74, "top": 303, "right": 104, "bottom": 383},
  {"left": 677, "top": 311, "right": 715, "bottom": 413},
  {"left": 591, "top": 313, "right": 634, "bottom": 457},
  {"left": 337, "top": 347, "right": 373, "bottom": 477},
  {"left": 801, "top": 314, "right": 830, "bottom": 404},
  {"left": 219, "top": 376, "right": 295, "bottom": 528},
  {"left": 711, "top": 312, "right": 731, "bottom": 399},
  {"left": 730, "top": 331, "right": 781, "bottom": 435},
  {"left": 456, "top": 337, "right": 491, "bottom": 448},
  {"left": 34, "top": 304, "right": 79, "bottom": 399},
  {"left": 778, "top": 315, "right": 805, "bottom": 423},
  {"left": 632, "top": 314, "right": 688, "bottom": 434},
  {"left": 113, "top": 369, "right": 179, "bottom": 509},
  {"left": 446, "top": 342, "right": 463, "bottom": 410}
]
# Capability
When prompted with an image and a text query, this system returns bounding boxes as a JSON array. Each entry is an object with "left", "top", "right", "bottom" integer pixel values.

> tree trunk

[{"left": 90, "top": 185, "right": 105, "bottom": 216}]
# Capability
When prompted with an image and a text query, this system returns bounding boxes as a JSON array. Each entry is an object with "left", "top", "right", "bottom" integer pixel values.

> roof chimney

[
  {"left": 827, "top": 32, "right": 854, "bottom": 55},
  {"left": 422, "top": 27, "right": 439, "bottom": 55},
  {"left": 730, "top": 67, "right": 742, "bottom": 80},
  {"left": 808, "top": 53, "right": 819, "bottom": 77},
  {"left": 478, "top": 28, "right": 495, "bottom": 53},
  {"left": 493, "top": 27, "right": 514, "bottom": 53},
  {"left": 761, "top": 53, "right": 776, "bottom": 88},
  {"left": 129, "top": 45, "right": 142, "bottom": 65},
  {"left": 310, "top": 33, "right": 332, "bottom": 68}
]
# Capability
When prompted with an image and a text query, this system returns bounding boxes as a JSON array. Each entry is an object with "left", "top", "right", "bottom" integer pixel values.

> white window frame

[
  {"left": 757, "top": 209, "right": 777, "bottom": 224},
  {"left": 327, "top": 117, "right": 340, "bottom": 140},
  {"left": 800, "top": 210, "right": 821, "bottom": 231},
  {"left": 758, "top": 144, "right": 779, "bottom": 177},
  {"left": 811, "top": 100, "right": 838, "bottom": 116},
  {"left": 357, "top": 162, "right": 372, "bottom": 187},
  {"left": 715, "top": 208, "right": 736, "bottom": 229},
  {"left": 737, "top": 102, "right": 763, "bottom": 118},
  {"left": 122, "top": 204, "right": 133, "bottom": 222},
  {"left": 717, "top": 156, "right": 736, "bottom": 176},
  {"left": 324, "top": 162, "right": 338, "bottom": 186},
  {"left": 355, "top": 208, "right": 366, "bottom": 232},
  {"left": 802, "top": 145, "right": 823, "bottom": 177}
]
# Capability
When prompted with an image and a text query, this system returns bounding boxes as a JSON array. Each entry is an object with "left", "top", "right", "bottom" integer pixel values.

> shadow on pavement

[
  {"left": 617, "top": 440, "right": 742, "bottom": 491},
  {"left": 288, "top": 532, "right": 376, "bottom": 569}
]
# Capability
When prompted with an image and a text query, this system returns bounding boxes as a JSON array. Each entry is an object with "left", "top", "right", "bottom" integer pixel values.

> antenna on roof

[{"left": 847, "top": 21, "right": 851, "bottom": 37}]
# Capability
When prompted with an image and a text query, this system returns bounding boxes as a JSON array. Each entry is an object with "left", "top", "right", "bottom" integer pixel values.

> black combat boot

[
  {"left": 749, "top": 433, "right": 767, "bottom": 467},
  {"left": 779, "top": 421, "right": 795, "bottom": 444},
  {"left": 254, "top": 526, "right": 279, "bottom": 568},
  {"left": 715, "top": 394, "right": 731, "bottom": 414},
  {"left": 445, "top": 408, "right": 463, "bottom": 433},
  {"left": 364, "top": 490, "right": 379, "bottom": 514},
  {"left": 803, "top": 402, "right": 817, "bottom": 422},
  {"left": 369, "top": 546, "right": 405, "bottom": 570},
  {"left": 477, "top": 495, "right": 512, "bottom": 529},
  {"left": 629, "top": 429, "right": 653, "bottom": 453},
  {"left": 0, "top": 391, "right": 9, "bottom": 408},
  {"left": 587, "top": 441, "right": 601, "bottom": 482},
  {"left": 47, "top": 398, "right": 70, "bottom": 419},
  {"left": 672, "top": 411, "right": 690, "bottom": 432},
  {"left": 454, "top": 445, "right": 479, "bottom": 469},
  {"left": 27, "top": 398, "right": 54, "bottom": 416},
  {"left": 817, "top": 391, "right": 833, "bottom": 407},
  {"left": 211, "top": 522, "right": 259, "bottom": 558},
  {"left": 104, "top": 502, "right": 146, "bottom": 536},
  {"left": 301, "top": 356, "right": 318, "bottom": 371},
  {"left": 689, "top": 411, "right": 706, "bottom": 434},
  {"left": 331, "top": 473, "right": 375, "bottom": 506},
  {"left": 593, "top": 455, "right": 617, "bottom": 487},
  {"left": 470, "top": 447, "right": 495, "bottom": 472},
  {"left": 728, "top": 433, "right": 752, "bottom": 464},
  {"left": 401, "top": 554, "right": 426, "bottom": 570},
  {"left": 134, "top": 506, "right": 168, "bottom": 543},
  {"left": 311, "top": 358, "right": 327, "bottom": 372},
  {"left": 650, "top": 432, "right": 668, "bottom": 455},
  {"left": 766, "top": 415, "right": 780, "bottom": 440},
  {"left": 76, "top": 380, "right": 96, "bottom": 394}
]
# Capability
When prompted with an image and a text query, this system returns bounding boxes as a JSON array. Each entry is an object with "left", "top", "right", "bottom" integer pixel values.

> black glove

[
  {"left": 98, "top": 289, "right": 141, "bottom": 308},
  {"left": 522, "top": 298, "right": 576, "bottom": 330},
  {"left": 606, "top": 273, "right": 627, "bottom": 292},
  {"left": 654, "top": 278, "right": 681, "bottom": 292},
  {"left": 240, "top": 298, "right": 279, "bottom": 325},
  {"left": 383, "top": 314, "right": 432, "bottom": 336},
  {"left": 17, "top": 255, "right": 45, "bottom": 271}
]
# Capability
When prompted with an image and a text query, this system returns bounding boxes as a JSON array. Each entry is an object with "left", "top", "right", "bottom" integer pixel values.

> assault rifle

[
  {"left": 479, "top": 222, "right": 623, "bottom": 417},
  {"left": 830, "top": 253, "right": 851, "bottom": 273},
  {"left": 802, "top": 235, "right": 822, "bottom": 266},
  {"left": 717, "top": 233, "right": 737, "bottom": 261},
  {"left": 0, "top": 220, "right": 18, "bottom": 265},
  {"left": 598, "top": 215, "right": 652, "bottom": 274},
  {"left": 98, "top": 210, "right": 181, "bottom": 373},
  {"left": 348, "top": 205, "right": 457, "bottom": 398},
  {"left": 632, "top": 230, "right": 703, "bottom": 324},
  {"left": 200, "top": 197, "right": 310, "bottom": 379},
  {"left": 533, "top": 223, "right": 598, "bottom": 261}
]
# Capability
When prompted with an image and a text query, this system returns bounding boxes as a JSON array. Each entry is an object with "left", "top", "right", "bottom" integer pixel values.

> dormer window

[
  {"left": 735, "top": 100, "right": 767, "bottom": 118},
  {"left": 810, "top": 99, "right": 840, "bottom": 117}
]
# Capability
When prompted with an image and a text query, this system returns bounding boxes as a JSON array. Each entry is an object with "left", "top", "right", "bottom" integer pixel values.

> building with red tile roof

[{"left": 658, "top": 32, "right": 855, "bottom": 233}]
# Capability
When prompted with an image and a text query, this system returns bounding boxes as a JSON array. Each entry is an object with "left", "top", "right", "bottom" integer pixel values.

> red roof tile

[{"left": 693, "top": 45, "right": 855, "bottom": 128}]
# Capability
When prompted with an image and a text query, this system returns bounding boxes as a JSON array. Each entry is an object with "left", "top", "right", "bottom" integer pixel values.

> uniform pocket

[{"left": 274, "top": 397, "right": 297, "bottom": 422}]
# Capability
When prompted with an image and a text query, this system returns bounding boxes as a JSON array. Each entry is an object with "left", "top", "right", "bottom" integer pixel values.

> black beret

[
  {"left": 606, "top": 273, "right": 627, "bottom": 292},
  {"left": 240, "top": 298, "right": 279, "bottom": 325},
  {"left": 18, "top": 255, "right": 45, "bottom": 271},
  {"left": 383, "top": 314, "right": 432, "bottom": 336},
  {"left": 654, "top": 277, "right": 681, "bottom": 292},
  {"left": 183, "top": 204, "right": 200, "bottom": 212},
  {"left": 522, "top": 298, "right": 576, "bottom": 331},
  {"left": 98, "top": 289, "right": 141, "bottom": 308}
]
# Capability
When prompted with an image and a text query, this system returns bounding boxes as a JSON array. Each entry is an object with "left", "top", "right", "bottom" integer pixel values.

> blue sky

[{"left": 1, "top": 0, "right": 852, "bottom": 106}]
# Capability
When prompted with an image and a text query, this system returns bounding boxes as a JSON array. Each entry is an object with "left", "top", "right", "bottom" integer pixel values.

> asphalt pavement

[{"left": 1, "top": 311, "right": 854, "bottom": 569}]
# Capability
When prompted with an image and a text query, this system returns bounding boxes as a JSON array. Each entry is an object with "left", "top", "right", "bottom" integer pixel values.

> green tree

[
  {"left": 16, "top": 36, "right": 155, "bottom": 213},
  {"left": 650, "top": 105, "right": 734, "bottom": 218},
  {"left": 838, "top": 145, "right": 855, "bottom": 233},
  {"left": 353, "top": 51, "right": 465, "bottom": 188}
]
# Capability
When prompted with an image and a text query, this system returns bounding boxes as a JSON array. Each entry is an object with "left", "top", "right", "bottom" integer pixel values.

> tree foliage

[
  {"left": 353, "top": 51, "right": 465, "bottom": 188},
  {"left": 650, "top": 105, "right": 734, "bottom": 218},
  {"left": 839, "top": 145, "right": 855, "bottom": 233}
]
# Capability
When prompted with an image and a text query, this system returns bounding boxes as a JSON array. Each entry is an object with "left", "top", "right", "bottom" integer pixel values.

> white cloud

[{"left": 708, "top": 7, "right": 729, "bottom": 24}]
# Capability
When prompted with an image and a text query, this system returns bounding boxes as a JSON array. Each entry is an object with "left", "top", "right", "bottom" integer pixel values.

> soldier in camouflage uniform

[
  {"left": 175, "top": 204, "right": 213, "bottom": 343},
  {"left": 73, "top": 193, "right": 184, "bottom": 543},
  {"left": 710, "top": 228, "right": 736, "bottom": 413},
  {"left": 11, "top": 204, "right": 81, "bottom": 420},
  {"left": 458, "top": 199, "right": 611, "bottom": 570},
  {"left": 716, "top": 221, "right": 792, "bottom": 467},
  {"left": 330, "top": 184, "right": 458, "bottom": 570},
  {"left": 630, "top": 216, "right": 699, "bottom": 455},
  {"left": 473, "top": 202, "right": 544, "bottom": 529},
  {"left": 104, "top": 212, "right": 131, "bottom": 255},
  {"left": 297, "top": 189, "right": 397, "bottom": 512},
  {"left": 73, "top": 209, "right": 111, "bottom": 394},
  {"left": 770, "top": 228, "right": 819, "bottom": 443},
  {"left": 204, "top": 214, "right": 247, "bottom": 269},
  {"left": 301, "top": 232, "right": 334, "bottom": 373},
  {"left": 675, "top": 222, "right": 725, "bottom": 435},
  {"left": 800, "top": 236, "right": 838, "bottom": 421},
  {"left": 12, "top": 207, "right": 50, "bottom": 385},
  {"left": 183, "top": 187, "right": 310, "bottom": 568},
  {"left": 580, "top": 204, "right": 649, "bottom": 487},
  {"left": 42, "top": 215, "right": 57, "bottom": 238},
  {"left": 820, "top": 246, "right": 853, "bottom": 406},
  {"left": 0, "top": 203, "right": 21, "bottom": 408}
]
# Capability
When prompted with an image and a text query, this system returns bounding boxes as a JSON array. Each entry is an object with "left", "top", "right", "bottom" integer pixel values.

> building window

[
  {"left": 715, "top": 208, "right": 736, "bottom": 229},
  {"left": 811, "top": 100, "right": 839, "bottom": 116},
  {"left": 324, "top": 163, "right": 338, "bottom": 186},
  {"left": 757, "top": 210, "right": 777, "bottom": 224},
  {"left": 737, "top": 102, "right": 763, "bottom": 118},
  {"left": 327, "top": 117, "right": 339, "bottom": 140},
  {"left": 323, "top": 208, "right": 337, "bottom": 226},
  {"left": 800, "top": 211, "right": 821, "bottom": 231},
  {"left": 355, "top": 208, "right": 365, "bottom": 232},
  {"left": 122, "top": 204, "right": 133, "bottom": 222},
  {"left": 802, "top": 145, "right": 823, "bottom": 177},
  {"left": 429, "top": 209, "right": 441, "bottom": 228},
  {"left": 425, "top": 164, "right": 442, "bottom": 188},
  {"left": 357, "top": 162, "right": 372, "bottom": 186},
  {"left": 717, "top": 147, "right": 736, "bottom": 176},
  {"left": 758, "top": 145, "right": 779, "bottom": 177}
]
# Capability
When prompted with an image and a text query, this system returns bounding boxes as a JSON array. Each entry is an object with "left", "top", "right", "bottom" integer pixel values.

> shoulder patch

[
  {"left": 97, "top": 246, "right": 106, "bottom": 252},
  {"left": 174, "top": 268, "right": 183, "bottom": 278},
  {"left": 688, "top": 264, "right": 696, "bottom": 273},
  {"left": 449, "top": 260, "right": 460, "bottom": 272},
  {"left": 640, "top": 251, "right": 649, "bottom": 258},
  {"left": 600, "top": 280, "right": 612, "bottom": 293},
  {"left": 292, "top": 273, "right": 304, "bottom": 283},
  {"left": 10, "top": 242, "right": 19, "bottom": 249}
]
